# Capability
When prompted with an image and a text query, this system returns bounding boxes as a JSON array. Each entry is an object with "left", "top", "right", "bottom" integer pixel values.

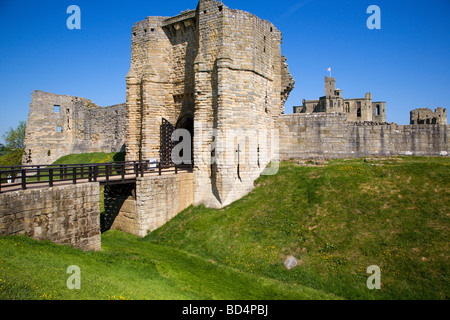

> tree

[
  {"left": 0, "top": 121, "right": 26, "bottom": 166},
  {"left": 3, "top": 121, "right": 26, "bottom": 150}
]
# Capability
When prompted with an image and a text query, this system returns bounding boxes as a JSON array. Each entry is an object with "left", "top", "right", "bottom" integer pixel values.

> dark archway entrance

[{"left": 175, "top": 115, "right": 194, "bottom": 165}]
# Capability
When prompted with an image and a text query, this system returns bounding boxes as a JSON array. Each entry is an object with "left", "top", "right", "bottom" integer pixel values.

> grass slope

[
  {"left": 52, "top": 152, "right": 125, "bottom": 165},
  {"left": 0, "top": 231, "right": 337, "bottom": 300},
  {"left": 147, "top": 157, "right": 449, "bottom": 300},
  {"left": 1, "top": 155, "right": 448, "bottom": 300},
  {"left": 51, "top": 152, "right": 126, "bottom": 214}
]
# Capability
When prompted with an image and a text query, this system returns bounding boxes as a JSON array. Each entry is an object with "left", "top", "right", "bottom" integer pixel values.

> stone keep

[
  {"left": 294, "top": 76, "right": 387, "bottom": 123},
  {"left": 125, "top": 0, "right": 294, "bottom": 208}
]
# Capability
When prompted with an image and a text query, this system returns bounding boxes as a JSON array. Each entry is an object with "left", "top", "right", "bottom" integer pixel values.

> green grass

[
  {"left": 146, "top": 157, "right": 450, "bottom": 300},
  {"left": 53, "top": 152, "right": 125, "bottom": 165},
  {"left": 0, "top": 231, "right": 337, "bottom": 300},
  {"left": 1, "top": 155, "right": 448, "bottom": 300},
  {"left": 51, "top": 152, "right": 126, "bottom": 215}
]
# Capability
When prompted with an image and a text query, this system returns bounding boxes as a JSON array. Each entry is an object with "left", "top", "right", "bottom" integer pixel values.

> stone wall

[
  {"left": 0, "top": 183, "right": 101, "bottom": 251},
  {"left": 105, "top": 173, "right": 194, "bottom": 237},
  {"left": 278, "top": 113, "right": 449, "bottom": 159},
  {"left": 125, "top": 0, "right": 294, "bottom": 209},
  {"left": 23, "top": 90, "right": 126, "bottom": 165},
  {"left": 410, "top": 107, "right": 447, "bottom": 125}
]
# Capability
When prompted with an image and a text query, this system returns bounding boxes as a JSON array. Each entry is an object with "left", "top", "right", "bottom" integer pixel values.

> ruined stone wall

[
  {"left": 23, "top": 90, "right": 126, "bottom": 165},
  {"left": 0, "top": 183, "right": 101, "bottom": 251},
  {"left": 410, "top": 107, "right": 447, "bottom": 125},
  {"left": 278, "top": 113, "right": 449, "bottom": 159}
]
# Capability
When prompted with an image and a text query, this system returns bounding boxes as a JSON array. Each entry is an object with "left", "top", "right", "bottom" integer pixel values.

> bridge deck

[{"left": 0, "top": 161, "right": 192, "bottom": 194}]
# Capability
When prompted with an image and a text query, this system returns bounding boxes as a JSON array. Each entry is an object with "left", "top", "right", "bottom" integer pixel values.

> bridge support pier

[{"left": 104, "top": 173, "right": 194, "bottom": 237}]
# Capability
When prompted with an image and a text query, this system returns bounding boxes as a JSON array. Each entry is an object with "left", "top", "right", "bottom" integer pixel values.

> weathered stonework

[
  {"left": 104, "top": 173, "right": 194, "bottom": 237},
  {"left": 294, "top": 76, "right": 387, "bottom": 123},
  {"left": 23, "top": 90, "right": 126, "bottom": 165},
  {"left": 278, "top": 113, "right": 449, "bottom": 159},
  {"left": 410, "top": 107, "right": 447, "bottom": 125},
  {"left": 126, "top": 0, "right": 294, "bottom": 208},
  {"left": 0, "top": 183, "right": 101, "bottom": 251}
]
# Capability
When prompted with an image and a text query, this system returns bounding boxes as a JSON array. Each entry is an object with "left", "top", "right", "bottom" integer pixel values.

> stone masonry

[
  {"left": 23, "top": 90, "right": 126, "bottom": 165},
  {"left": 0, "top": 183, "right": 101, "bottom": 251},
  {"left": 410, "top": 107, "right": 447, "bottom": 125},
  {"left": 125, "top": 0, "right": 294, "bottom": 208},
  {"left": 278, "top": 113, "right": 449, "bottom": 159},
  {"left": 294, "top": 76, "right": 387, "bottom": 123},
  {"left": 104, "top": 173, "right": 194, "bottom": 237}
]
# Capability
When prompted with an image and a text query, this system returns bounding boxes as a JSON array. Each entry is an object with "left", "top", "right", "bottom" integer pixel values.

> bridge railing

[{"left": 0, "top": 160, "right": 193, "bottom": 193}]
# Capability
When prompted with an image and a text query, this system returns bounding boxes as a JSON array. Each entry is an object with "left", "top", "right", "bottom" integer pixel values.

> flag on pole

[{"left": 327, "top": 67, "right": 331, "bottom": 77}]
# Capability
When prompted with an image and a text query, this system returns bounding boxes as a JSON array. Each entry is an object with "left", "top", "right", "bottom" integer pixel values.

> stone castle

[
  {"left": 294, "top": 76, "right": 386, "bottom": 123},
  {"left": 23, "top": 0, "right": 449, "bottom": 210}
]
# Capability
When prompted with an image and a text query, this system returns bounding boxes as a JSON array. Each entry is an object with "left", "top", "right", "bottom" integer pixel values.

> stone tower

[
  {"left": 325, "top": 76, "right": 336, "bottom": 97},
  {"left": 125, "top": 0, "right": 294, "bottom": 208}
]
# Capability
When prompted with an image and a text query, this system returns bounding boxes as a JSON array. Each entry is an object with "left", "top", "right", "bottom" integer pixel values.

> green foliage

[
  {"left": 0, "top": 149, "right": 24, "bottom": 167},
  {"left": 0, "top": 121, "right": 26, "bottom": 167},
  {"left": 2, "top": 121, "right": 26, "bottom": 150}
]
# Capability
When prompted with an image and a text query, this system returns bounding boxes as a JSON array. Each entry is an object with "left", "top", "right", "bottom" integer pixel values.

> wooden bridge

[{"left": 0, "top": 160, "right": 193, "bottom": 194}]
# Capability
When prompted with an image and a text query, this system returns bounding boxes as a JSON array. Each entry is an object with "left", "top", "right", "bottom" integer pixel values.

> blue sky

[{"left": 0, "top": 0, "right": 449, "bottom": 143}]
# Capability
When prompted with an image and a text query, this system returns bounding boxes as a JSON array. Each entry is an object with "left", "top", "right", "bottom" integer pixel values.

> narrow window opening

[
  {"left": 204, "top": 10, "right": 207, "bottom": 14},
  {"left": 376, "top": 104, "right": 381, "bottom": 116},
  {"left": 133, "top": 32, "right": 137, "bottom": 37},
  {"left": 54, "top": 105, "right": 60, "bottom": 113},
  {"left": 151, "top": 28, "right": 155, "bottom": 32},
  {"left": 218, "top": 5, "right": 223, "bottom": 11},
  {"left": 57, "top": 126, "right": 62, "bottom": 133},
  {"left": 144, "top": 29, "right": 147, "bottom": 33}
]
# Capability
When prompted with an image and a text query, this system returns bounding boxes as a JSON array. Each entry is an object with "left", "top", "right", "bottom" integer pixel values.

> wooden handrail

[{"left": 0, "top": 160, "right": 191, "bottom": 193}]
